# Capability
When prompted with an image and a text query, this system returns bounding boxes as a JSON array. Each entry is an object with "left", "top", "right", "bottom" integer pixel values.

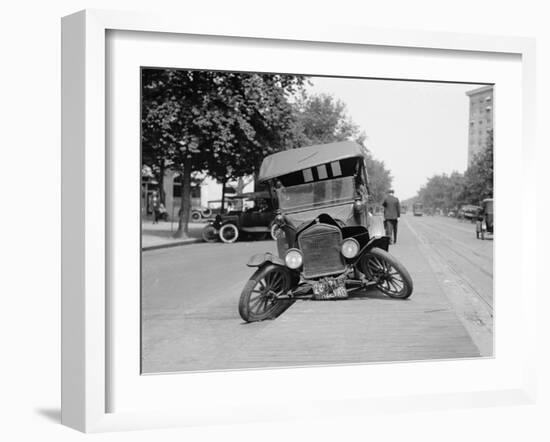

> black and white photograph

[{"left": 140, "top": 68, "right": 494, "bottom": 374}]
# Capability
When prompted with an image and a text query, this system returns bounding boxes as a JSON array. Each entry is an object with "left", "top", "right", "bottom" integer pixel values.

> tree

[
  {"left": 142, "top": 69, "right": 306, "bottom": 238},
  {"left": 291, "top": 92, "right": 392, "bottom": 202},
  {"left": 417, "top": 172, "right": 465, "bottom": 211},
  {"left": 461, "top": 130, "right": 494, "bottom": 204},
  {"left": 291, "top": 93, "right": 365, "bottom": 146},
  {"left": 364, "top": 152, "right": 393, "bottom": 204},
  {"left": 413, "top": 130, "right": 493, "bottom": 211}
]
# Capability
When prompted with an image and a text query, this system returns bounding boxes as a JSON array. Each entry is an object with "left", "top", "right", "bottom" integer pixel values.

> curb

[{"left": 142, "top": 238, "right": 203, "bottom": 252}]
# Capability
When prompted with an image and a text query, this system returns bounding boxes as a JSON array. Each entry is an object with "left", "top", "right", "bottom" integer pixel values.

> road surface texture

[{"left": 142, "top": 215, "right": 493, "bottom": 374}]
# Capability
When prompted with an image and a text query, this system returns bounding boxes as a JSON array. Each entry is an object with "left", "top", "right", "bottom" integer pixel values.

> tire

[
  {"left": 202, "top": 225, "right": 218, "bottom": 243},
  {"left": 201, "top": 208, "right": 212, "bottom": 218},
  {"left": 219, "top": 223, "right": 239, "bottom": 243},
  {"left": 191, "top": 211, "right": 202, "bottom": 222},
  {"left": 360, "top": 247, "right": 413, "bottom": 299},
  {"left": 238, "top": 264, "right": 294, "bottom": 322}
]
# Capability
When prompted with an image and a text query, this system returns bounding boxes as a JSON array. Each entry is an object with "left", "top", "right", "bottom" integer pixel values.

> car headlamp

[
  {"left": 285, "top": 249, "right": 303, "bottom": 269},
  {"left": 341, "top": 238, "right": 360, "bottom": 259}
]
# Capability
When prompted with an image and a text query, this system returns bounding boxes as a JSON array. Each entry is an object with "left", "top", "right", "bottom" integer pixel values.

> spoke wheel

[
  {"left": 201, "top": 225, "right": 218, "bottom": 243},
  {"left": 239, "top": 264, "right": 294, "bottom": 322},
  {"left": 219, "top": 223, "right": 239, "bottom": 243},
  {"left": 360, "top": 247, "right": 413, "bottom": 299}
]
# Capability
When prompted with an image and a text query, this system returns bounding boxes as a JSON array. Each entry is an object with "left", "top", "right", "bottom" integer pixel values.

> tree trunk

[
  {"left": 220, "top": 177, "right": 227, "bottom": 214},
  {"left": 174, "top": 161, "right": 192, "bottom": 238},
  {"left": 236, "top": 177, "right": 244, "bottom": 195},
  {"left": 158, "top": 161, "right": 165, "bottom": 204}
]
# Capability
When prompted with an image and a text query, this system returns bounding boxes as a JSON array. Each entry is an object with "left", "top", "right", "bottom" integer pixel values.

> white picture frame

[{"left": 61, "top": 9, "right": 537, "bottom": 433}]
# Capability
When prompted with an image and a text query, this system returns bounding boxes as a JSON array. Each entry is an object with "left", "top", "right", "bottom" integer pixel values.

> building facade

[{"left": 466, "top": 85, "right": 493, "bottom": 165}]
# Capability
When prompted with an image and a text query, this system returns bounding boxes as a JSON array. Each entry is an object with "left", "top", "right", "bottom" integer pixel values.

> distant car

[
  {"left": 448, "top": 211, "right": 456, "bottom": 217},
  {"left": 201, "top": 192, "right": 278, "bottom": 243},
  {"left": 460, "top": 204, "right": 482, "bottom": 222}
]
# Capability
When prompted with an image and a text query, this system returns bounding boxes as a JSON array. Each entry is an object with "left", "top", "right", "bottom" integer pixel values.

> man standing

[{"left": 382, "top": 189, "right": 400, "bottom": 244}]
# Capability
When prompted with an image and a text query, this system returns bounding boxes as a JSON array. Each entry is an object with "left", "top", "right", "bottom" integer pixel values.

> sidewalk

[{"left": 141, "top": 220, "right": 204, "bottom": 250}]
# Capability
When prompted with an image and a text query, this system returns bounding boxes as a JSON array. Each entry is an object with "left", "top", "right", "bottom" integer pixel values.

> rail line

[
  {"left": 414, "top": 218, "right": 493, "bottom": 278},
  {"left": 403, "top": 217, "right": 494, "bottom": 311}
]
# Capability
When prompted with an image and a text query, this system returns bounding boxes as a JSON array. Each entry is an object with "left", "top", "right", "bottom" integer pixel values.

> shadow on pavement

[{"left": 34, "top": 408, "right": 61, "bottom": 423}]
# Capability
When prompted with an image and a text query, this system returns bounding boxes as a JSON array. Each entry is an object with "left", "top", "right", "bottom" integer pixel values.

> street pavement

[
  {"left": 141, "top": 214, "right": 493, "bottom": 373},
  {"left": 141, "top": 220, "right": 204, "bottom": 249}
]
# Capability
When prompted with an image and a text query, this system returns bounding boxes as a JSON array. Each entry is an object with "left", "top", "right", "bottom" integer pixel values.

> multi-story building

[{"left": 466, "top": 85, "right": 493, "bottom": 165}]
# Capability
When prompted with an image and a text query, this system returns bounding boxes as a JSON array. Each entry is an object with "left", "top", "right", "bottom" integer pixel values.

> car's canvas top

[{"left": 258, "top": 141, "right": 364, "bottom": 182}]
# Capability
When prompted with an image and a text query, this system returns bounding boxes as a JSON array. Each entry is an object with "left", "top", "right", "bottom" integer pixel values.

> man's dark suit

[{"left": 382, "top": 194, "right": 400, "bottom": 243}]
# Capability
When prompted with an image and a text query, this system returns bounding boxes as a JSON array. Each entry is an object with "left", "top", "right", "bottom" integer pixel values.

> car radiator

[{"left": 298, "top": 224, "right": 345, "bottom": 279}]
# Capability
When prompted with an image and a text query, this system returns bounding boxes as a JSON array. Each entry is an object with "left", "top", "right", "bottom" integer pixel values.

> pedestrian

[
  {"left": 382, "top": 189, "right": 400, "bottom": 244},
  {"left": 151, "top": 192, "right": 161, "bottom": 224}
]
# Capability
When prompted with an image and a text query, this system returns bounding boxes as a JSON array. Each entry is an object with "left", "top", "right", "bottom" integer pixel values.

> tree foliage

[
  {"left": 290, "top": 93, "right": 392, "bottom": 203},
  {"left": 291, "top": 93, "right": 366, "bottom": 146},
  {"left": 414, "top": 130, "right": 493, "bottom": 211},
  {"left": 460, "top": 130, "right": 494, "bottom": 204},
  {"left": 142, "top": 73, "right": 396, "bottom": 235},
  {"left": 142, "top": 69, "right": 305, "bottom": 237}
]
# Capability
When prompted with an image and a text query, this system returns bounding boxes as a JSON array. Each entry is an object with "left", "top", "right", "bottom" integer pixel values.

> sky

[{"left": 307, "top": 77, "right": 486, "bottom": 200}]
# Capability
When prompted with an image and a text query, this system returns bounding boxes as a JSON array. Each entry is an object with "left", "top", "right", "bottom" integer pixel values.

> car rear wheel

[
  {"left": 360, "top": 247, "right": 413, "bottom": 299},
  {"left": 219, "top": 223, "right": 239, "bottom": 243},
  {"left": 238, "top": 264, "right": 294, "bottom": 322}
]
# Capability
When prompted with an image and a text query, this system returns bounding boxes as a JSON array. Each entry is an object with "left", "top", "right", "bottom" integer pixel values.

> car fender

[
  {"left": 246, "top": 252, "right": 286, "bottom": 268},
  {"left": 357, "top": 235, "right": 390, "bottom": 257}
]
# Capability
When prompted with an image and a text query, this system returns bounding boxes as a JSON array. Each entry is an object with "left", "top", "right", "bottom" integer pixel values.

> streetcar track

[
  {"left": 412, "top": 218, "right": 493, "bottom": 277},
  {"left": 418, "top": 217, "right": 493, "bottom": 261},
  {"left": 403, "top": 217, "right": 493, "bottom": 311}
]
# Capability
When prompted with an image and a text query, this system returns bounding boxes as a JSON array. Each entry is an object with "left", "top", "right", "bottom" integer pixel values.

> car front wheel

[
  {"left": 202, "top": 225, "right": 218, "bottom": 243},
  {"left": 360, "top": 247, "right": 413, "bottom": 299},
  {"left": 238, "top": 264, "right": 294, "bottom": 322},
  {"left": 219, "top": 223, "right": 239, "bottom": 243}
]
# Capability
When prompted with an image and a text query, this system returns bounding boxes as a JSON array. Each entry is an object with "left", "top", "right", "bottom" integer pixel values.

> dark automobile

[
  {"left": 238, "top": 141, "right": 414, "bottom": 322},
  {"left": 459, "top": 204, "right": 482, "bottom": 222},
  {"left": 476, "top": 198, "right": 494, "bottom": 239},
  {"left": 202, "top": 192, "right": 278, "bottom": 243}
]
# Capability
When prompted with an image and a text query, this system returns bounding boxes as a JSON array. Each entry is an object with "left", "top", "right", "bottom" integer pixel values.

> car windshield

[{"left": 275, "top": 176, "right": 355, "bottom": 213}]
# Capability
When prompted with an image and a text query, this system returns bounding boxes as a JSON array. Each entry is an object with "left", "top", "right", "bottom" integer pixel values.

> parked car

[
  {"left": 237, "top": 141, "right": 414, "bottom": 322},
  {"left": 460, "top": 204, "right": 482, "bottom": 222},
  {"left": 476, "top": 198, "right": 493, "bottom": 239},
  {"left": 201, "top": 192, "right": 278, "bottom": 243}
]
